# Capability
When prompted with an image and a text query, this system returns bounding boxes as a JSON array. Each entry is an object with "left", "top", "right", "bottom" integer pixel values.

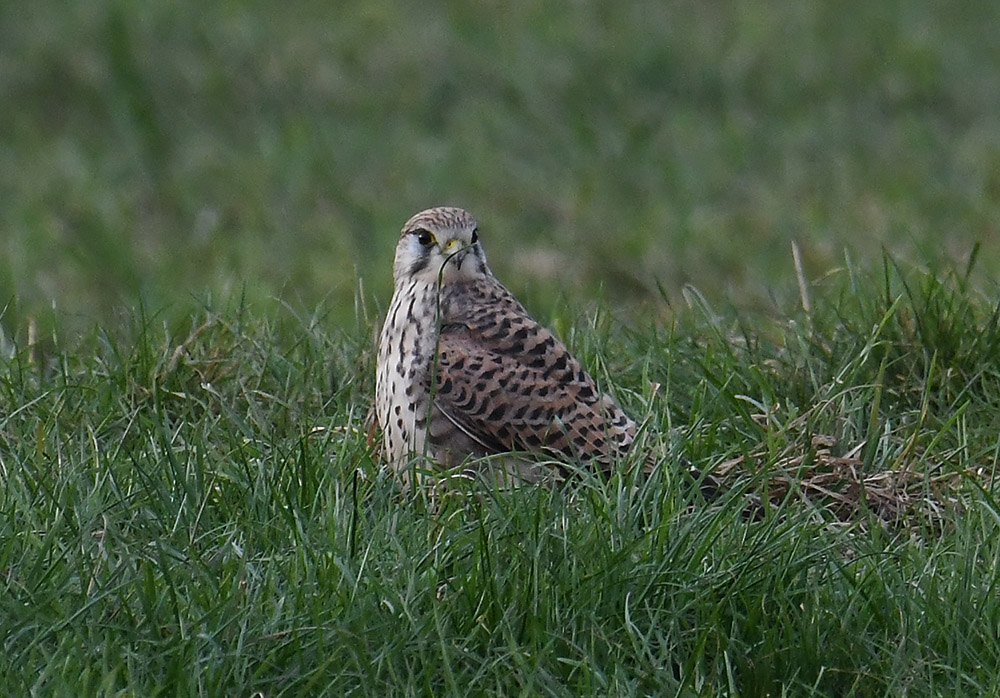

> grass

[
  {"left": 3, "top": 0, "right": 1000, "bottom": 694},
  {"left": 3, "top": 0, "right": 1000, "bottom": 335},
  {"left": 2, "top": 257, "right": 999, "bottom": 696}
]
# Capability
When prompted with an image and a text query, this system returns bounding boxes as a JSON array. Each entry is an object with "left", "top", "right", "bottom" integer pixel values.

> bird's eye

[
  {"left": 414, "top": 229, "right": 434, "bottom": 246},
  {"left": 470, "top": 228, "right": 479, "bottom": 244}
]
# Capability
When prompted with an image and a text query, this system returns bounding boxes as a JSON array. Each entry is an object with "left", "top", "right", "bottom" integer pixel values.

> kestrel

[{"left": 375, "top": 206, "right": 642, "bottom": 482}]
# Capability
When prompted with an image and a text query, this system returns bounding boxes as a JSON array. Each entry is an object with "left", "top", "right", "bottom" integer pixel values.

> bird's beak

[{"left": 440, "top": 238, "right": 469, "bottom": 272}]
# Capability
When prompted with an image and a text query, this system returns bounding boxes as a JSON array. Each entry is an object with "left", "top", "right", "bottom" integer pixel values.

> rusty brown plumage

[{"left": 375, "top": 206, "right": 639, "bottom": 481}]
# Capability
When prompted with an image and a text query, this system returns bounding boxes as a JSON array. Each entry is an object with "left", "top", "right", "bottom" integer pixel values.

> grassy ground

[
  {"left": 3, "top": 0, "right": 1000, "bottom": 695},
  {"left": 2, "top": 259, "right": 999, "bottom": 696}
]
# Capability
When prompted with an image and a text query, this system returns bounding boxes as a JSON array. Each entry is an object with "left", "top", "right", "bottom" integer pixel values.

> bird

[{"left": 374, "top": 206, "right": 648, "bottom": 483}]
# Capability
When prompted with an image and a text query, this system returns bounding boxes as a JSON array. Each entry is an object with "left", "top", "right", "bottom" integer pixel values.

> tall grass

[{"left": 2, "top": 257, "right": 998, "bottom": 696}]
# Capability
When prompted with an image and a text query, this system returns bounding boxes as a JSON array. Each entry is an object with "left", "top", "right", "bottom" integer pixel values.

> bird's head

[{"left": 393, "top": 207, "right": 490, "bottom": 287}]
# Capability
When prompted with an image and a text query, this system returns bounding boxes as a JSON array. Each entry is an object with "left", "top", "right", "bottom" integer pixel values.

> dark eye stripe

[
  {"left": 470, "top": 228, "right": 479, "bottom": 244},
  {"left": 408, "top": 255, "right": 429, "bottom": 276}
]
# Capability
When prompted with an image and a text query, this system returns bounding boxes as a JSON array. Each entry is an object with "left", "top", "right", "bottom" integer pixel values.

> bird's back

[{"left": 431, "top": 276, "right": 638, "bottom": 472}]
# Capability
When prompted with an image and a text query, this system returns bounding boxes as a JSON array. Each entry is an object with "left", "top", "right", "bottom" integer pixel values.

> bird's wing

[{"left": 432, "top": 314, "right": 636, "bottom": 470}]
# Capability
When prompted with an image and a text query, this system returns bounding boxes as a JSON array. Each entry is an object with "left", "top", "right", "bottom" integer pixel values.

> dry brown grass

[{"left": 715, "top": 431, "right": 976, "bottom": 529}]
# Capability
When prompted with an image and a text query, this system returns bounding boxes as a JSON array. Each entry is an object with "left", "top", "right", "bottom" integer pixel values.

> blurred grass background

[{"left": 2, "top": 0, "right": 999, "bottom": 338}]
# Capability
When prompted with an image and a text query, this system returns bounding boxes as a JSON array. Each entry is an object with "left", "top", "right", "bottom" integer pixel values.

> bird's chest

[{"left": 375, "top": 282, "right": 443, "bottom": 462}]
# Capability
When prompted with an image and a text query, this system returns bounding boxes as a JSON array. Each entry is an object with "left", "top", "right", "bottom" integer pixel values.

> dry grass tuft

[{"left": 715, "top": 434, "right": 976, "bottom": 529}]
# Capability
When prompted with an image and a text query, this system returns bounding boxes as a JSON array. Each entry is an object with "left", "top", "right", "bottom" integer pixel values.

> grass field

[{"left": 2, "top": 1, "right": 1000, "bottom": 696}]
